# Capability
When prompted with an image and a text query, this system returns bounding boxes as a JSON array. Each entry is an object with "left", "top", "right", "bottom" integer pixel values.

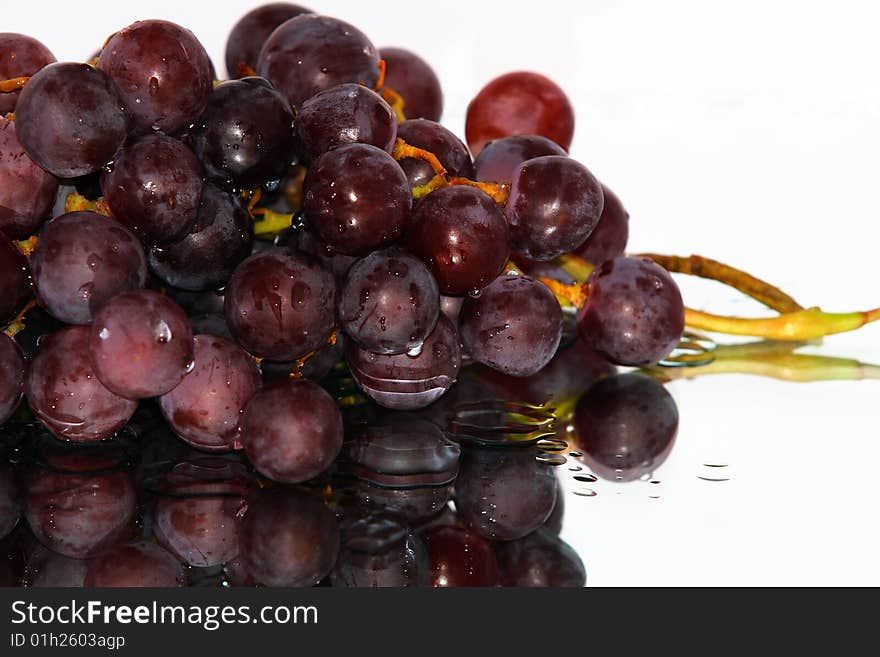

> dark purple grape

[
  {"left": 0, "top": 234, "right": 30, "bottom": 324},
  {"left": 239, "top": 378, "right": 343, "bottom": 483},
  {"left": 101, "top": 134, "right": 204, "bottom": 244},
  {"left": 379, "top": 47, "right": 442, "bottom": 122},
  {"left": 259, "top": 333, "right": 344, "bottom": 383},
  {"left": 338, "top": 247, "right": 440, "bottom": 355},
  {"left": 505, "top": 156, "right": 604, "bottom": 261},
  {"left": 302, "top": 143, "right": 412, "bottom": 256},
  {"left": 0, "top": 464, "right": 19, "bottom": 540},
  {"left": 225, "top": 3, "right": 313, "bottom": 77},
  {"left": 158, "top": 334, "right": 261, "bottom": 452},
  {"left": 148, "top": 184, "right": 253, "bottom": 291},
  {"left": 238, "top": 487, "right": 340, "bottom": 587},
  {"left": 422, "top": 525, "right": 498, "bottom": 587},
  {"left": 84, "top": 542, "right": 184, "bottom": 587},
  {"left": 406, "top": 185, "right": 510, "bottom": 295},
  {"left": 256, "top": 14, "right": 380, "bottom": 108},
  {"left": 495, "top": 529, "right": 585, "bottom": 587},
  {"left": 459, "top": 274, "right": 562, "bottom": 377},
  {"left": 189, "top": 77, "right": 297, "bottom": 189},
  {"left": 466, "top": 71, "right": 575, "bottom": 155},
  {"left": 24, "top": 450, "right": 136, "bottom": 558},
  {"left": 0, "top": 33, "right": 55, "bottom": 114},
  {"left": 396, "top": 119, "right": 473, "bottom": 190},
  {"left": 25, "top": 327, "right": 138, "bottom": 442},
  {"left": 473, "top": 134, "right": 566, "bottom": 183},
  {"left": 223, "top": 248, "right": 336, "bottom": 361},
  {"left": 152, "top": 459, "right": 249, "bottom": 567},
  {"left": 14, "top": 62, "right": 129, "bottom": 178},
  {"left": 573, "top": 184, "right": 630, "bottom": 266},
  {"left": 296, "top": 84, "right": 397, "bottom": 161},
  {"left": 0, "top": 116, "right": 58, "bottom": 239},
  {"left": 454, "top": 447, "right": 557, "bottom": 541},
  {"left": 99, "top": 20, "right": 213, "bottom": 134},
  {"left": 332, "top": 514, "right": 427, "bottom": 588},
  {"left": 23, "top": 544, "right": 89, "bottom": 588},
  {"left": 0, "top": 334, "right": 25, "bottom": 425},
  {"left": 342, "top": 415, "right": 460, "bottom": 488},
  {"left": 346, "top": 314, "right": 461, "bottom": 410},
  {"left": 573, "top": 373, "right": 679, "bottom": 482},
  {"left": 577, "top": 256, "right": 685, "bottom": 366},
  {"left": 31, "top": 212, "right": 147, "bottom": 325},
  {"left": 89, "top": 290, "right": 194, "bottom": 399}
]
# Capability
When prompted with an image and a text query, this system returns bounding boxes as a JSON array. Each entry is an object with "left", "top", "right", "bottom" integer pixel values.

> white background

[{"left": 5, "top": 0, "right": 880, "bottom": 585}]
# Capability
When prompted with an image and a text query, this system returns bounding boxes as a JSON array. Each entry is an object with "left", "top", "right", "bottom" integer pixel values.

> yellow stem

[
  {"left": 685, "top": 306, "right": 880, "bottom": 340},
  {"left": 0, "top": 77, "right": 29, "bottom": 93}
]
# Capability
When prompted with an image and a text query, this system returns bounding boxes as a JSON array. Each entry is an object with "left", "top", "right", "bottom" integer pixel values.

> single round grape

[
  {"left": 0, "top": 464, "right": 20, "bottom": 541},
  {"left": 495, "top": 529, "right": 586, "bottom": 587},
  {"left": 84, "top": 542, "right": 185, "bottom": 587},
  {"left": 406, "top": 185, "right": 510, "bottom": 295},
  {"left": 342, "top": 415, "right": 461, "bottom": 488},
  {"left": 101, "top": 134, "right": 204, "bottom": 245},
  {"left": 0, "top": 334, "right": 25, "bottom": 425},
  {"left": 23, "top": 544, "right": 89, "bottom": 588},
  {"left": 338, "top": 247, "right": 440, "bottom": 355},
  {"left": 296, "top": 84, "right": 397, "bottom": 161},
  {"left": 302, "top": 143, "right": 412, "bottom": 256},
  {"left": 577, "top": 256, "right": 685, "bottom": 366},
  {"left": 99, "top": 20, "right": 213, "bottom": 134},
  {"left": 31, "top": 212, "right": 147, "bottom": 325},
  {"left": 573, "top": 373, "right": 679, "bottom": 481},
  {"left": 332, "top": 514, "right": 428, "bottom": 588},
  {"left": 0, "top": 33, "right": 55, "bottom": 114},
  {"left": 506, "top": 156, "right": 604, "bottom": 261},
  {"left": 347, "top": 314, "right": 461, "bottom": 410},
  {"left": 573, "top": 184, "right": 630, "bottom": 266},
  {"left": 189, "top": 77, "right": 297, "bottom": 189},
  {"left": 158, "top": 335, "right": 261, "bottom": 452},
  {"left": 238, "top": 487, "right": 340, "bottom": 587},
  {"left": 152, "top": 460, "right": 249, "bottom": 567},
  {"left": 0, "top": 234, "right": 30, "bottom": 325},
  {"left": 460, "top": 274, "right": 562, "bottom": 377},
  {"left": 240, "top": 378, "right": 343, "bottom": 483},
  {"left": 422, "top": 525, "right": 498, "bottom": 587},
  {"left": 25, "top": 327, "right": 138, "bottom": 442},
  {"left": 454, "top": 447, "right": 557, "bottom": 541},
  {"left": 379, "top": 47, "right": 443, "bottom": 122},
  {"left": 148, "top": 184, "right": 253, "bottom": 292},
  {"left": 465, "top": 71, "right": 575, "bottom": 155},
  {"left": 24, "top": 450, "right": 136, "bottom": 558},
  {"left": 0, "top": 116, "right": 58, "bottom": 239},
  {"left": 396, "top": 119, "right": 474, "bottom": 190},
  {"left": 257, "top": 14, "right": 380, "bottom": 108},
  {"left": 14, "top": 62, "right": 129, "bottom": 178},
  {"left": 225, "top": 3, "right": 313, "bottom": 77},
  {"left": 90, "top": 290, "right": 194, "bottom": 399},
  {"left": 223, "top": 248, "right": 336, "bottom": 361},
  {"left": 473, "top": 134, "right": 566, "bottom": 183}
]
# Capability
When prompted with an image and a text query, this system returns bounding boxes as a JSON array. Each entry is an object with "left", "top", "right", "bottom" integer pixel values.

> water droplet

[
  {"left": 156, "top": 321, "right": 172, "bottom": 343},
  {"left": 568, "top": 450, "right": 583, "bottom": 457},
  {"left": 535, "top": 453, "right": 566, "bottom": 466},
  {"left": 468, "top": 288, "right": 482, "bottom": 299},
  {"left": 98, "top": 328, "right": 110, "bottom": 340},
  {"left": 574, "top": 488, "right": 597, "bottom": 497},
  {"left": 573, "top": 473, "right": 598, "bottom": 483},
  {"left": 536, "top": 438, "right": 568, "bottom": 452},
  {"left": 406, "top": 343, "right": 424, "bottom": 358}
]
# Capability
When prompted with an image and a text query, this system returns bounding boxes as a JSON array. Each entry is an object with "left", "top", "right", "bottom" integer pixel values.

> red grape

[
  {"left": 379, "top": 47, "right": 443, "bottom": 122},
  {"left": 31, "top": 212, "right": 147, "bottom": 325},
  {"left": 84, "top": 541, "right": 185, "bottom": 587},
  {"left": 223, "top": 248, "right": 336, "bottom": 361},
  {"left": 472, "top": 134, "right": 566, "bottom": 183},
  {"left": 495, "top": 529, "right": 585, "bottom": 587},
  {"left": 0, "top": 234, "right": 30, "bottom": 325},
  {"left": 0, "top": 33, "right": 55, "bottom": 114},
  {"left": 89, "top": 290, "right": 195, "bottom": 399},
  {"left": 396, "top": 119, "right": 474, "bottom": 190},
  {"left": 406, "top": 185, "right": 510, "bottom": 295},
  {"left": 239, "top": 378, "right": 343, "bottom": 483},
  {"left": 99, "top": 20, "right": 214, "bottom": 134},
  {"left": 0, "top": 334, "right": 25, "bottom": 425},
  {"left": 158, "top": 334, "right": 261, "bottom": 452},
  {"left": 466, "top": 71, "right": 575, "bottom": 155},
  {"left": 225, "top": 3, "right": 313, "bottom": 77},
  {"left": 422, "top": 525, "right": 498, "bottom": 587},
  {"left": 25, "top": 327, "right": 138, "bottom": 443},
  {"left": 573, "top": 184, "right": 630, "bottom": 266}
]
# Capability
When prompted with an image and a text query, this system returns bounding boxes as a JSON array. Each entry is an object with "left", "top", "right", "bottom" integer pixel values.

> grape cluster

[{"left": 0, "top": 2, "right": 689, "bottom": 588}]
